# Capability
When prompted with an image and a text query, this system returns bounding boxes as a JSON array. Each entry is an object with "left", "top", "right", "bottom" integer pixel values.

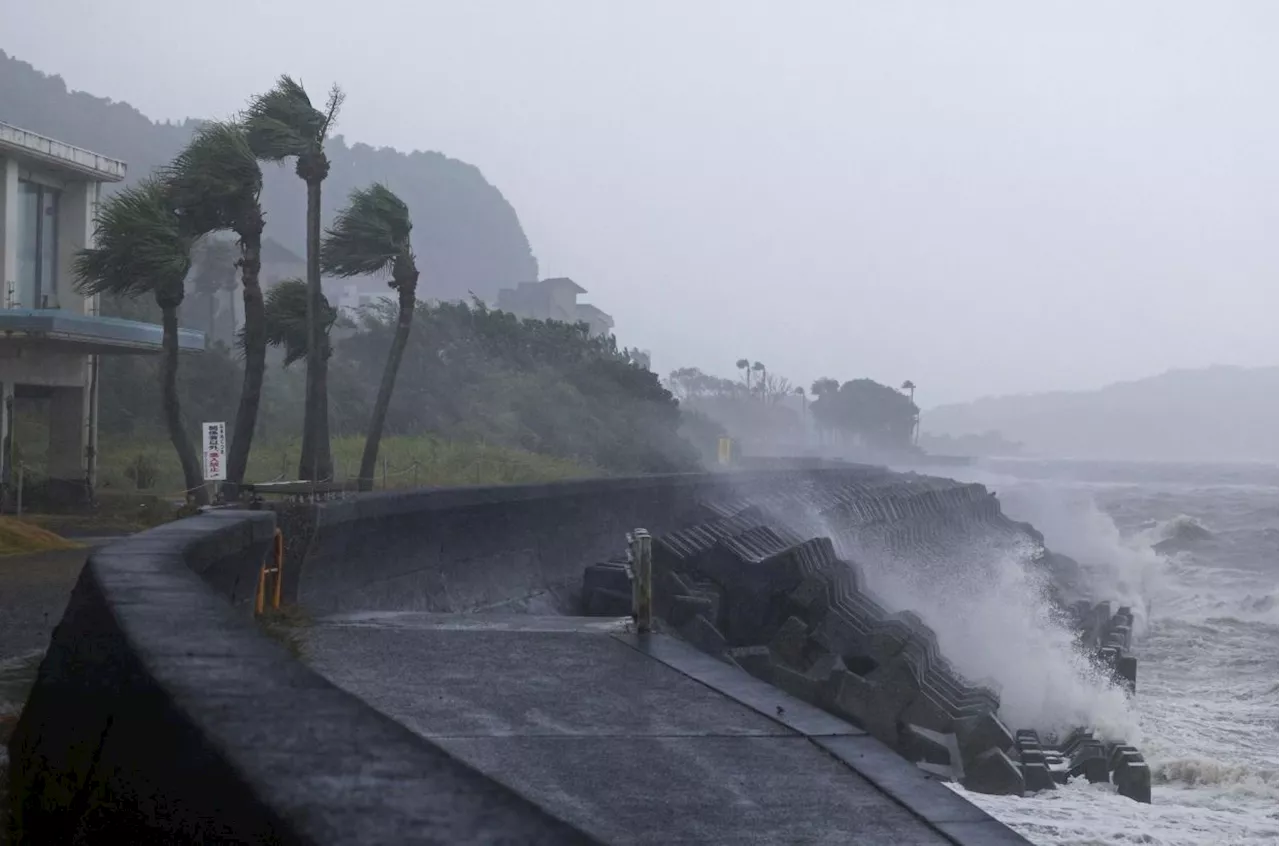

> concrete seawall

[
  {"left": 5, "top": 510, "right": 598, "bottom": 844},
  {"left": 278, "top": 465, "right": 970, "bottom": 615},
  {"left": 9, "top": 466, "right": 1076, "bottom": 841}
]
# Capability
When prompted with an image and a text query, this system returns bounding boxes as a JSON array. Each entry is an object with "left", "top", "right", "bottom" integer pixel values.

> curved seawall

[
  {"left": 5, "top": 510, "right": 597, "bottom": 844},
  {"left": 8, "top": 465, "right": 1141, "bottom": 841}
]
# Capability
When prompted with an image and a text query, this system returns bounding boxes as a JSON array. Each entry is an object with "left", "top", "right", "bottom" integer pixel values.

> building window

[{"left": 15, "top": 180, "right": 60, "bottom": 309}]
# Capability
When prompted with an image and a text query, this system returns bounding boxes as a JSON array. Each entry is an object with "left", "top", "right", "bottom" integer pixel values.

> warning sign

[{"left": 202, "top": 421, "right": 227, "bottom": 481}]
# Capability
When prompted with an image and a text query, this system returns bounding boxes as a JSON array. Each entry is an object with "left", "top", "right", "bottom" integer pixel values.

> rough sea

[{"left": 930, "top": 458, "right": 1279, "bottom": 846}]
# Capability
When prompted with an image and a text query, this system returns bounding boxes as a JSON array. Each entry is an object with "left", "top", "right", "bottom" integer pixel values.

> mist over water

[{"left": 923, "top": 458, "right": 1279, "bottom": 846}]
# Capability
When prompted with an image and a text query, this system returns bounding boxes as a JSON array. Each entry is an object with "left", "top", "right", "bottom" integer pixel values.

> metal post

[
  {"left": 15, "top": 462, "right": 23, "bottom": 516},
  {"left": 628, "top": 528, "right": 653, "bottom": 633}
]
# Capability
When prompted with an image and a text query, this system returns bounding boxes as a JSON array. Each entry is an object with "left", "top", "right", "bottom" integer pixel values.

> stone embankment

[{"left": 581, "top": 475, "right": 1151, "bottom": 804}]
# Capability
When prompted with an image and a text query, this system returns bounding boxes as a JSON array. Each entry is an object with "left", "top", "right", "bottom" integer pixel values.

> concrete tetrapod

[{"left": 580, "top": 480, "right": 1153, "bottom": 804}]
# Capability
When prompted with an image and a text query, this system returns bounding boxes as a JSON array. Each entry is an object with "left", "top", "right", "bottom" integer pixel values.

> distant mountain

[
  {"left": 0, "top": 51, "right": 538, "bottom": 302},
  {"left": 922, "top": 366, "right": 1279, "bottom": 463}
]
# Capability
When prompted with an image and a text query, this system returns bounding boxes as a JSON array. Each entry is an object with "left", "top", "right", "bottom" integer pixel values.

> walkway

[{"left": 303, "top": 612, "right": 1031, "bottom": 846}]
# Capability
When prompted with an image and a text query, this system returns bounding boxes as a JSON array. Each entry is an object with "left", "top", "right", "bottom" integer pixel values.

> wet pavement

[{"left": 302, "top": 612, "right": 1027, "bottom": 845}]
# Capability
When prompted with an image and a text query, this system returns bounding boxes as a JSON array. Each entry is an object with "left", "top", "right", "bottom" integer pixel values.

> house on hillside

[
  {"left": 186, "top": 234, "right": 304, "bottom": 348},
  {"left": 0, "top": 121, "right": 204, "bottom": 502},
  {"left": 259, "top": 237, "right": 305, "bottom": 290},
  {"left": 494, "top": 277, "right": 614, "bottom": 337}
]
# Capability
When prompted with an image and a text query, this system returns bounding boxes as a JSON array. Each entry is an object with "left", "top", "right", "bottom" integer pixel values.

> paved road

[
  {"left": 303, "top": 612, "right": 1029, "bottom": 846},
  {"left": 0, "top": 546, "right": 90, "bottom": 843},
  {"left": 0, "top": 547, "right": 86, "bottom": 669}
]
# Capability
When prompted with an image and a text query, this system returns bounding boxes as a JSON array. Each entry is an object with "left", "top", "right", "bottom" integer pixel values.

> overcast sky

[{"left": 6, "top": 0, "right": 1276, "bottom": 404}]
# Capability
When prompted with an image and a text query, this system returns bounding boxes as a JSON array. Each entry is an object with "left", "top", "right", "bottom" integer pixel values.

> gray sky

[{"left": 7, "top": 0, "right": 1277, "bottom": 404}]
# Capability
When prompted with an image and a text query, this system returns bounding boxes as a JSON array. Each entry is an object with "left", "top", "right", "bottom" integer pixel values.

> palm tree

[
  {"left": 257, "top": 278, "right": 339, "bottom": 368},
  {"left": 73, "top": 179, "right": 208, "bottom": 505},
  {"left": 245, "top": 76, "right": 344, "bottom": 481},
  {"left": 321, "top": 184, "right": 419, "bottom": 492},
  {"left": 809, "top": 378, "right": 840, "bottom": 447},
  {"left": 751, "top": 361, "right": 767, "bottom": 398},
  {"left": 901, "top": 380, "right": 919, "bottom": 446},
  {"left": 735, "top": 358, "right": 751, "bottom": 391},
  {"left": 165, "top": 120, "right": 265, "bottom": 495}
]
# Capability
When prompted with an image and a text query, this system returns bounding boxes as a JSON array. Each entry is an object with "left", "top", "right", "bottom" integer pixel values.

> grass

[
  {"left": 91, "top": 433, "right": 597, "bottom": 498},
  {"left": 256, "top": 604, "right": 312, "bottom": 661},
  {"left": 0, "top": 518, "right": 80, "bottom": 557}
]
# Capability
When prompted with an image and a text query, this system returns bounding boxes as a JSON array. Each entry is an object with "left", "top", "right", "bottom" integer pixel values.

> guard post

[
  {"left": 255, "top": 527, "right": 285, "bottom": 616},
  {"left": 627, "top": 528, "right": 653, "bottom": 633}
]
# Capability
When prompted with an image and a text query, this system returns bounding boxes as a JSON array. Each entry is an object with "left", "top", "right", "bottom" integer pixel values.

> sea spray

[
  {"left": 787, "top": 478, "right": 1153, "bottom": 741},
  {"left": 840, "top": 530, "right": 1140, "bottom": 741}
]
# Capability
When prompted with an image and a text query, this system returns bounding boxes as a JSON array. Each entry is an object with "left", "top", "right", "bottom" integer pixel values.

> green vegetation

[
  {"left": 89, "top": 434, "right": 595, "bottom": 495},
  {"left": 73, "top": 178, "right": 208, "bottom": 504},
  {"left": 163, "top": 120, "right": 267, "bottom": 490},
  {"left": 257, "top": 604, "right": 313, "bottom": 661},
  {"left": 320, "top": 184, "right": 420, "bottom": 490},
  {"left": 245, "top": 75, "right": 344, "bottom": 481},
  {"left": 0, "top": 519, "right": 80, "bottom": 557}
]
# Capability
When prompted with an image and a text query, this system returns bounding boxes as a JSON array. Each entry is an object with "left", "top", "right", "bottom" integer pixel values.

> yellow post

[{"left": 717, "top": 436, "right": 733, "bottom": 465}]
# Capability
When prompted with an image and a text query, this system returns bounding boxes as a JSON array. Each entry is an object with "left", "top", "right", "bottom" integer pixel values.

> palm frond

[
  {"left": 164, "top": 120, "right": 262, "bottom": 236},
  {"left": 321, "top": 183, "right": 413, "bottom": 278},
  {"left": 256, "top": 277, "right": 339, "bottom": 367},
  {"left": 73, "top": 178, "right": 192, "bottom": 304},
  {"left": 321, "top": 83, "right": 345, "bottom": 136},
  {"left": 244, "top": 75, "right": 326, "bottom": 160}
]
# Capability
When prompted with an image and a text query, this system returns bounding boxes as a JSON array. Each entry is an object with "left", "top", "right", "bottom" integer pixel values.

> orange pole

[
  {"left": 254, "top": 563, "right": 267, "bottom": 616},
  {"left": 271, "top": 528, "right": 285, "bottom": 610}
]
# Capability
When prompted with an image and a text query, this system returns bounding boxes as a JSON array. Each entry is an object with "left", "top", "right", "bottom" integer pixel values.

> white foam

[{"left": 938, "top": 466, "right": 1279, "bottom": 846}]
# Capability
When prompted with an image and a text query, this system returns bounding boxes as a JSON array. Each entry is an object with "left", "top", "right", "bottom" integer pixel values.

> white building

[
  {"left": 494, "top": 277, "right": 615, "bottom": 337},
  {"left": 0, "top": 122, "right": 203, "bottom": 501}
]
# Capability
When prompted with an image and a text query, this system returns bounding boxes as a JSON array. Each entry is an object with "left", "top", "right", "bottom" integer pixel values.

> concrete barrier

[
  {"left": 5, "top": 510, "right": 599, "bottom": 844},
  {"left": 275, "top": 466, "right": 903, "bottom": 615},
  {"left": 9, "top": 466, "right": 1147, "bottom": 838}
]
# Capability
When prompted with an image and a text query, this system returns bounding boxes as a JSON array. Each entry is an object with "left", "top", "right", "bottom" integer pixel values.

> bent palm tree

[
  {"left": 165, "top": 120, "right": 265, "bottom": 495},
  {"left": 257, "top": 278, "right": 339, "bottom": 368},
  {"left": 321, "top": 184, "right": 419, "bottom": 491},
  {"left": 245, "top": 76, "right": 344, "bottom": 480},
  {"left": 74, "top": 179, "right": 208, "bottom": 505}
]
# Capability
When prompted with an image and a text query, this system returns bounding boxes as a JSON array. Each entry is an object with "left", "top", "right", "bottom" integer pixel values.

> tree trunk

[
  {"left": 299, "top": 175, "right": 332, "bottom": 480},
  {"left": 225, "top": 220, "right": 264, "bottom": 496},
  {"left": 161, "top": 305, "right": 208, "bottom": 506},
  {"left": 357, "top": 291, "right": 415, "bottom": 492}
]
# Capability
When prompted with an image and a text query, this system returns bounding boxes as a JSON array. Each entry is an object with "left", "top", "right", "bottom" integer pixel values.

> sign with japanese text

[{"left": 202, "top": 421, "right": 227, "bottom": 481}]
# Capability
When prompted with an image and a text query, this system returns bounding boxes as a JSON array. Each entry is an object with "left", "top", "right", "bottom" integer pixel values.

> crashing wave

[
  {"left": 579, "top": 473, "right": 1152, "bottom": 802},
  {"left": 1145, "top": 514, "right": 1215, "bottom": 554}
]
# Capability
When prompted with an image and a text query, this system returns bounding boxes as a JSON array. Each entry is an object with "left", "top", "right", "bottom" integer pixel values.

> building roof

[
  {"left": 0, "top": 122, "right": 127, "bottom": 182},
  {"left": 0, "top": 310, "right": 204, "bottom": 355},
  {"left": 261, "top": 237, "right": 304, "bottom": 265},
  {"left": 575, "top": 304, "right": 613, "bottom": 324},
  {"left": 540, "top": 277, "right": 587, "bottom": 294}
]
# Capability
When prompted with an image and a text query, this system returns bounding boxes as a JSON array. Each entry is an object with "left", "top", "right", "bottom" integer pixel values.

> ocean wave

[
  {"left": 1144, "top": 515, "right": 1216, "bottom": 555},
  {"left": 940, "top": 463, "right": 1278, "bottom": 846},
  {"left": 1154, "top": 758, "right": 1279, "bottom": 792}
]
